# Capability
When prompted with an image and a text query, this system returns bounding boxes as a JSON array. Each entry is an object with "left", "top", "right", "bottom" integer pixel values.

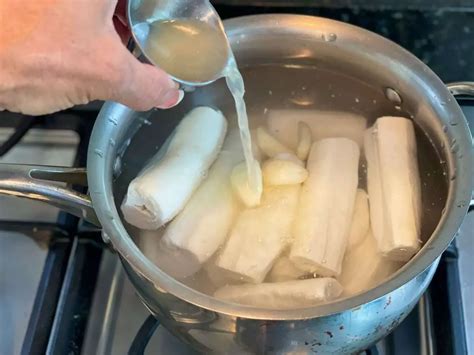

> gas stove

[{"left": 0, "top": 4, "right": 472, "bottom": 355}]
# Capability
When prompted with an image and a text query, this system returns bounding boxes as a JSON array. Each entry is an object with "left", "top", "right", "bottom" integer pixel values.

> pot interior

[{"left": 112, "top": 57, "right": 449, "bottom": 295}]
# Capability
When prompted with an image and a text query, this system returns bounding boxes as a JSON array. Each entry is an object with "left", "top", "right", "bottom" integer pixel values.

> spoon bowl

[{"left": 127, "top": 0, "right": 231, "bottom": 86}]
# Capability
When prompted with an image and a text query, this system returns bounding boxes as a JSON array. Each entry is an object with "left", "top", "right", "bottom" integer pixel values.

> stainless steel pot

[{"left": 0, "top": 15, "right": 473, "bottom": 354}]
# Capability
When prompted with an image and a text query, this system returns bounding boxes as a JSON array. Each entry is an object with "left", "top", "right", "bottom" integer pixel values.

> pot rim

[{"left": 88, "top": 14, "right": 474, "bottom": 320}]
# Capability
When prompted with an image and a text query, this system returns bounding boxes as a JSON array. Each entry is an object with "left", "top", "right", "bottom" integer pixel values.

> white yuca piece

[
  {"left": 338, "top": 232, "right": 402, "bottom": 296},
  {"left": 364, "top": 116, "right": 422, "bottom": 261},
  {"left": 290, "top": 138, "right": 360, "bottom": 277},
  {"left": 161, "top": 131, "right": 243, "bottom": 267},
  {"left": 347, "top": 189, "right": 370, "bottom": 249},
  {"left": 296, "top": 121, "right": 312, "bottom": 161},
  {"left": 262, "top": 157, "right": 308, "bottom": 186},
  {"left": 204, "top": 254, "right": 244, "bottom": 290},
  {"left": 274, "top": 152, "right": 304, "bottom": 166},
  {"left": 266, "top": 256, "right": 308, "bottom": 282},
  {"left": 230, "top": 161, "right": 263, "bottom": 207},
  {"left": 214, "top": 278, "right": 343, "bottom": 309},
  {"left": 122, "top": 107, "right": 227, "bottom": 229},
  {"left": 216, "top": 185, "right": 300, "bottom": 283},
  {"left": 267, "top": 109, "right": 367, "bottom": 149},
  {"left": 139, "top": 230, "right": 202, "bottom": 279},
  {"left": 256, "top": 126, "right": 294, "bottom": 157}
]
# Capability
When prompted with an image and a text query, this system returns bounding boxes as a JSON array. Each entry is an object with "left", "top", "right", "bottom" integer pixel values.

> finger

[{"left": 107, "top": 44, "right": 183, "bottom": 111}]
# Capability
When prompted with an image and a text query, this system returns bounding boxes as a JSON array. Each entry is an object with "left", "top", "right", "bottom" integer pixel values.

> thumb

[{"left": 105, "top": 43, "right": 183, "bottom": 111}]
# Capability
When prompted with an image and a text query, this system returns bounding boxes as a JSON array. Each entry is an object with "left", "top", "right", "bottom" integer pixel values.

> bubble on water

[
  {"left": 268, "top": 90, "right": 273, "bottom": 96},
  {"left": 394, "top": 105, "right": 401, "bottom": 111},
  {"left": 302, "top": 86, "right": 307, "bottom": 91},
  {"left": 355, "top": 98, "right": 360, "bottom": 103},
  {"left": 373, "top": 99, "right": 377, "bottom": 104},
  {"left": 385, "top": 88, "right": 402, "bottom": 105},
  {"left": 331, "top": 94, "right": 336, "bottom": 98},
  {"left": 263, "top": 107, "right": 268, "bottom": 114}
]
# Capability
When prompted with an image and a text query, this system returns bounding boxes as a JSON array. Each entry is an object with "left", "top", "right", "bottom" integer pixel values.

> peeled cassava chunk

[
  {"left": 274, "top": 152, "right": 304, "bottom": 166},
  {"left": 266, "top": 256, "right": 308, "bottom": 282},
  {"left": 215, "top": 185, "right": 300, "bottom": 284},
  {"left": 214, "top": 278, "right": 343, "bottom": 309},
  {"left": 230, "top": 161, "right": 263, "bottom": 207},
  {"left": 161, "top": 131, "right": 243, "bottom": 268},
  {"left": 139, "top": 229, "right": 202, "bottom": 279},
  {"left": 122, "top": 107, "right": 227, "bottom": 229},
  {"left": 347, "top": 189, "right": 370, "bottom": 249},
  {"left": 338, "top": 232, "right": 402, "bottom": 296},
  {"left": 290, "top": 138, "right": 360, "bottom": 277},
  {"left": 364, "top": 116, "right": 422, "bottom": 261},
  {"left": 262, "top": 158, "right": 308, "bottom": 186},
  {"left": 267, "top": 109, "right": 367, "bottom": 149},
  {"left": 256, "top": 126, "right": 294, "bottom": 157}
]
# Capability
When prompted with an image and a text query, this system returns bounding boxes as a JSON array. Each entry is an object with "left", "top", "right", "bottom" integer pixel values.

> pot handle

[
  {"left": 447, "top": 81, "right": 474, "bottom": 97},
  {"left": 446, "top": 81, "right": 474, "bottom": 213},
  {"left": 0, "top": 163, "right": 99, "bottom": 225}
]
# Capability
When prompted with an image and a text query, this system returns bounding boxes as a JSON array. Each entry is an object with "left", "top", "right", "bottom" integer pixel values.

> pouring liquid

[
  {"left": 146, "top": 19, "right": 262, "bottom": 194},
  {"left": 224, "top": 60, "right": 262, "bottom": 194}
]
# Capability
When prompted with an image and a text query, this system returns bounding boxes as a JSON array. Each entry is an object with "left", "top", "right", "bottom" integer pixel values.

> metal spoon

[{"left": 127, "top": 0, "right": 231, "bottom": 87}]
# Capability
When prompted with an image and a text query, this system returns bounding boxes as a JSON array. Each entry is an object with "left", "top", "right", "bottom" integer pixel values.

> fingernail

[{"left": 156, "top": 89, "right": 184, "bottom": 109}]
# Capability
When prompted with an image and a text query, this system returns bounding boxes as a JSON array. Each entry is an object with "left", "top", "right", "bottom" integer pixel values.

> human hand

[{"left": 0, "top": 0, "right": 183, "bottom": 115}]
